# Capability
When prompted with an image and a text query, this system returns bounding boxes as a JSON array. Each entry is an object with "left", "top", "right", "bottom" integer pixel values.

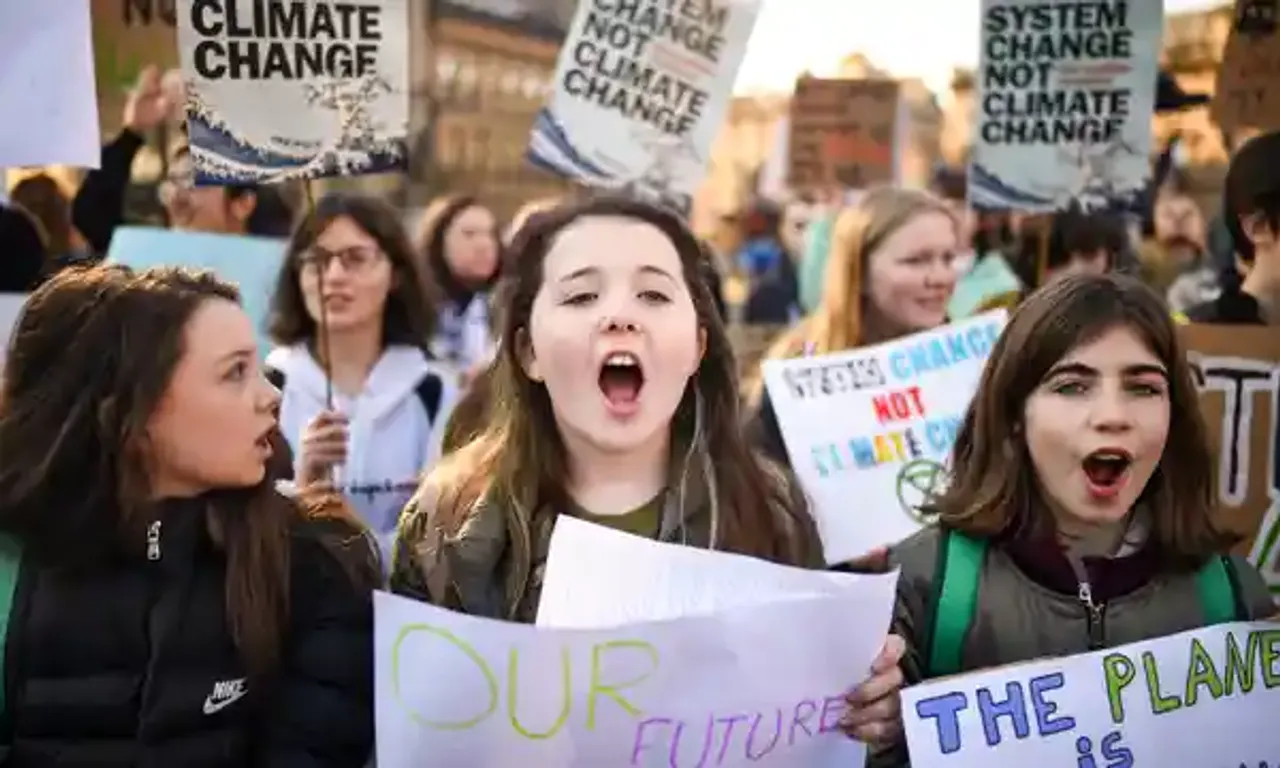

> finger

[
  {"left": 848, "top": 666, "right": 903, "bottom": 706},
  {"left": 841, "top": 693, "right": 898, "bottom": 728},
  {"left": 305, "top": 424, "right": 349, "bottom": 443},
  {"left": 846, "top": 717, "right": 901, "bottom": 746},
  {"left": 871, "top": 634, "right": 907, "bottom": 673},
  {"left": 310, "top": 411, "right": 349, "bottom": 428},
  {"left": 136, "top": 65, "right": 161, "bottom": 91}
]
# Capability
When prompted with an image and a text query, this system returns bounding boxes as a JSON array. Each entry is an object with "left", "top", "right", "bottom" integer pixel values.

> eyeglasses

[{"left": 298, "top": 246, "right": 382, "bottom": 276}]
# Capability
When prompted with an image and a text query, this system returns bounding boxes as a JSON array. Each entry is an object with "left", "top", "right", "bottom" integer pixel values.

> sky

[{"left": 733, "top": 0, "right": 1231, "bottom": 97}]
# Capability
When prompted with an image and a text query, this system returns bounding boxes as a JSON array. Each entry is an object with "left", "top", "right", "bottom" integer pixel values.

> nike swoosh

[{"left": 202, "top": 689, "right": 247, "bottom": 715}]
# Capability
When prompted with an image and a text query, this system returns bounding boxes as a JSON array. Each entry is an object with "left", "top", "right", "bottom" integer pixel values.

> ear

[
  {"left": 517, "top": 327, "right": 541, "bottom": 382},
  {"left": 1242, "top": 211, "right": 1277, "bottom": 248},
  {"left": 229, "top": 191, "right": 257, "bottom": 225}
]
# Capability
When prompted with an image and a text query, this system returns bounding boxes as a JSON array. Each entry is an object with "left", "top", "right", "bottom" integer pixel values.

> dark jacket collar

[{"left": 1000, "top": 529, "right": 1163, "bottom": 602}]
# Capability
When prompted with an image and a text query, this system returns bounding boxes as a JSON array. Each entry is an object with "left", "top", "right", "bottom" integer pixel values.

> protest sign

[
  {"left": 106, "top": 226, "right": 285, "bottom": 357},
  {"left": 902, "top": 621, "right": 1280, "bottom": 766},
  {"left": 376, "top": 582, "right": 885, "bottom": 767},
  {"left": 761, "top": 312, "right": 1008, "bottom": 563},
  {"left": 92, "top": 0, "right": 180, "bottom": 138},
  {"left": 1182, "top": 324, "right": 1280, "bottom": 597},
  {"left": 968, "top": 0, "right": 1163, "bottom": 211},
  {"left": 1212, "top": 0, "right": 1280, "bottom": 133},
  {"left": 528, "top": 0, "right": 762, "bottom": 209},
  {"left": 786, "top": 77, "right": 900, "bottom": 192},
  {"left": 176, "top": 0, "right": 410, "bottom": 185},
  {"left": 0, "top": 4, "right": 100, "bottom": 168},
  {"left": 538, "top": 516, "right": 897, "bottom": 629}
]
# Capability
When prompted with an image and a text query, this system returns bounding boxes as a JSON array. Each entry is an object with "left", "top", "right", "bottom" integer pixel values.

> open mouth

[
  {"left": 1081, "top": 449, "right": 1132, "bottom": 494},
  {"left": 598, "top": 351, "right": 644, "bottom": 410},
  {"left": 255, "top": 428, "right": 274, "bottom": 456}
]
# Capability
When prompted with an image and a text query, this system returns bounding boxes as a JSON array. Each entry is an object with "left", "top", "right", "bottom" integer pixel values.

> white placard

[
  {"left": 528, "top": 0, "right": 762, "bottom": 207},
  {"left": 0, "top": 4, "right": 100, "bottom": 168},
  {"left": 537, "top": 515, "right": 890, "bottom": 628},
  {"left": 902, "top": 622, "right": 1280, "bottom": 766},
  {"left": 376, "top": 581, "right": 893, "bottom": 767},
  {"left": 762, "top": 312, "right": 1008, "bottom": 563},
  {"left": 967, "top": 0, "right": 1163, "bottom": 211},
  {"left": 176, "top": 0, "right": 410, "bottom": 184}
]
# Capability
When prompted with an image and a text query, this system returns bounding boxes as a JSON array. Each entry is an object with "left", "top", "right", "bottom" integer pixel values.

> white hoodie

[{"left": 266, "top": 343, "right": 459, "bottom": 564}]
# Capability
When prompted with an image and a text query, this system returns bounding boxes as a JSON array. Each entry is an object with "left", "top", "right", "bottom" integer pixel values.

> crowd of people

[{"left": 0, "top": 65, "right": 1276, "bottom": 767}]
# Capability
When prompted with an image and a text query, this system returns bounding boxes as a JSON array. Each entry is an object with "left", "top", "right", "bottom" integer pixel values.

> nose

[
  {"left": 599, "top": 315, "right": 641, "bottom": 335},
  {"left": 321, "top": 254, "right": 349, "bottom": 283},
  {"left": 259, "top": 373, "right": 283, "bottom": 415},
  {"left": 1088, "top": 384, "right": 1132, "bottom": 432}
]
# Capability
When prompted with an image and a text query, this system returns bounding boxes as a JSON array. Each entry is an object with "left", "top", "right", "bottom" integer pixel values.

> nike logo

[{"left": 202, "top": 677, "right": 248, "bottom": 715}]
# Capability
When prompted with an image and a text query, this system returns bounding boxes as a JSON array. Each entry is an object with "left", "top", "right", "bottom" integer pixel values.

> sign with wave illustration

[
  {"left": 175, "top": 0, "right": 410, "bottom": 185},
  {"left": 528, "top": 0, "right": 762, "bottom": 210}
]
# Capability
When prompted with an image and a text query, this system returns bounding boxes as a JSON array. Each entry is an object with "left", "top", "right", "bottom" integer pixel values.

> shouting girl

[{"left": 875, "top": 273, "right": 1275, "bottom": 766}]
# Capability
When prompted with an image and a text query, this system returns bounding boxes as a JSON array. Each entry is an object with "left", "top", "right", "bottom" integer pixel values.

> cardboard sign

[
  {"left": 786, "top": 77, "right": 898, "bottom": 191},
  {"left": 92, "top": 0, "right": 179, "bottom": 138},
  {"left": 1212, "top": 0, "right": 1280, "bottom": 133},
  {"left": 1181, "top": 324, "right": 1280, "bottom": 594}
]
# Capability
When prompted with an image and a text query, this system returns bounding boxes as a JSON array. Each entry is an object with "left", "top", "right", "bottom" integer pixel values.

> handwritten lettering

[
  {"left": 391, "top": 623, "right": 660, "bottom": 739},
  {"left": 887, "top": 322, "right": 1001, "bottom": 383},
  {"left": 630, "top": 694, "right": 845, "bottom": 764}
]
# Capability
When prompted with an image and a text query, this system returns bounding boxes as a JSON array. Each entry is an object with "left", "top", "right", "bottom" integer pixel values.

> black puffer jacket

[{"left": 1, "top": 496, "right": 374, "bottom": 767}]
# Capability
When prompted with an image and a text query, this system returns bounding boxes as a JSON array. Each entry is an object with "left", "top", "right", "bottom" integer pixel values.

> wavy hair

[{"left": 0, "top": 265, "right": 374, "bottom": 678}]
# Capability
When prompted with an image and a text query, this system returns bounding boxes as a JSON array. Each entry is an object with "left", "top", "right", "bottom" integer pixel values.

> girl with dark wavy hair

[{"left": 0, "top": 264, "right": 377, "bottom": 766}]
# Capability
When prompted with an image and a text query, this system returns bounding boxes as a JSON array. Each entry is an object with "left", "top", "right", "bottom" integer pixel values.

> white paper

[
  {"left": 902, "top": 621, "right": 1280, "bottom": 766},
  {"left": 537, "top": 515, "right": 894, "bottom": 628},
  {"left": 376, "top": 581, "right": 892, "bottom": 767},
  {"left": 176, "top": 0, "right": 410, "bottom": 184},
  {"left": 0, "top": 4, "right": 100, "bottom": 168},
  {"left": 967, "top": 0, "right": 1164, "bottom": 210},
  {"left": 528, "top": 0, "right": 762, "bottom": 206}
]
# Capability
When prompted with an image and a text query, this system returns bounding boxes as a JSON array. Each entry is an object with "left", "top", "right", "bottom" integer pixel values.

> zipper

[
  {"left": 1077, "top": 578, "right": 1106, "bottom": 649},
  {"left": 1067, "top": 554, "right": 1107, "bottom": 650},
  {"left": 146, "top": 520, "right": 162, "bottom": 561}
]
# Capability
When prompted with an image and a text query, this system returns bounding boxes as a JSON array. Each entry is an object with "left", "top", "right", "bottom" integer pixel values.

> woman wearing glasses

[{"left": 266, "top": 194, "right": 459, "bottom": 570}]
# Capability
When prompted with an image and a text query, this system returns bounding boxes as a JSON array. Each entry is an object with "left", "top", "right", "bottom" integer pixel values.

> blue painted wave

[{"left": 527, "top": 107, "right": 616, "bottom": 184}]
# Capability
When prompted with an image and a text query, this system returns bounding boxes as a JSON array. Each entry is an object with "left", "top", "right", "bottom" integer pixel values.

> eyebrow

[
  {"left": 1045, "top": 362, "right": 1169, "bottom": 379},
  {"left": 218, "top": 349, "right": 255, "bottom": 365},
  {"left": 558, "top": 265, "right": 678, "bottom": 282}
]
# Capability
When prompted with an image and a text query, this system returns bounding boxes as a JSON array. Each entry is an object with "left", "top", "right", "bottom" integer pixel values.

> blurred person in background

[
  {"left": 8, "top": 173, "right": 91, "bottom": 274},
  {"left": 930, "top": 167, "right": 1022, "bottom": 318},
  {"left": 749, "top": 187, "right": 959, "bottom": 464},
  {"left": 0, "top": 204, "right": 46, "bottom": 292},
  {"left": 1185, "top": 131, "right": 1280, "bottom": 325},
  {"left": 72, "top": 66, "right": 293, "bottom": 256},
  {"left": 734, "top": 197, "right": 801, "bottom": 325},
  {"left": 1139, "top": 170, "right": 1217, "bottom": 313},
  {"left": 267, "top": 194, "right": 457, "bottom": 565},
  {"left": 414, "top": 195, "right": 501, "bottom": 377}
]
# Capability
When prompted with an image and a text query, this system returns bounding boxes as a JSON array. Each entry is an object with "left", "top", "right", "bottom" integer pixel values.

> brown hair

[
  {"left": 0, "top": 265, "right": 375, "bottom": 678},
  {"left": 270, "top": 193, "right": 437, "bottom": 348},
  {"left": 934, "top": 273, "right": 1233, "bottom": 568},
  {"left": 424, "top": 195, "right": 815, "bottom": 565},
  {"left": 9, "top": 173, "right": 73, "bottom": 257}
]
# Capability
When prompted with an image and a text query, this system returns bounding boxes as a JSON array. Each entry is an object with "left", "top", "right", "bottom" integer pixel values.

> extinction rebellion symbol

[{"left": 895, "top": 458, "right": 947, "bottom": 525}]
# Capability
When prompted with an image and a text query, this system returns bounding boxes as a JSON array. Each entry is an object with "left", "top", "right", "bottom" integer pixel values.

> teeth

[{"left": 604, "top": 352, "right": 639, "bottom": 367}]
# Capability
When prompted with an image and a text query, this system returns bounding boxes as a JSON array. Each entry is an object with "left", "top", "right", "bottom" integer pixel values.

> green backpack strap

[
  {"left": 0, "top": 534, "right": 22, "bottom": 715},
  {"left": 1195, "top": 555, "right": 1241, "bottom": 626},
  {"left": 926, "top": 530, "right": 987, "bottom": 679}
]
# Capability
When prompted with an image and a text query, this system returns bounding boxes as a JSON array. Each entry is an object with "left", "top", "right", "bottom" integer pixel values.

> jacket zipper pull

[
  {"left": 146, "top": 520, "right": 162, "bottom": 561},
  {"left": 1077, "top": 580, "right": 1105, "bottom": 649}
]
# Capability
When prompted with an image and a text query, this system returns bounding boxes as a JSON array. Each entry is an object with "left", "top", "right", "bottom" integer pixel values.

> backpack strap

[
  {"left": 1195, "top": 555, "right": 1243, "bottom": 625},
  {"left": 926, "top": 530, "right": 987, "bottom": 679},
  {"left": 0, "top": 533, "right": 24, "bottom": 715},
  {"left": 416, "top": 373, "right": 443, "bottom": 426}
]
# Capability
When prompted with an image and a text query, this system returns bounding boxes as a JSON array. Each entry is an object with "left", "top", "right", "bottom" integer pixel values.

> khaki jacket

[{"left": 870, "top": 526, "right": 1275, "bottom": 767}]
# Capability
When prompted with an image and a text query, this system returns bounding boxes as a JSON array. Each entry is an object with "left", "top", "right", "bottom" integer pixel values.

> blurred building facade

[{"left": 693, "top": 54, "right": 944, "bottom": 237}]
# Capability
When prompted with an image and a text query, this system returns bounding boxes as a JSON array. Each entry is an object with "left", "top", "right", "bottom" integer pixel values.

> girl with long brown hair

[
  {"left": 874, "top": 274, "right": 1275, "bottom": 766},
  {"left": 0, "top": 265, "right": 378, "bottom": 766}
]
